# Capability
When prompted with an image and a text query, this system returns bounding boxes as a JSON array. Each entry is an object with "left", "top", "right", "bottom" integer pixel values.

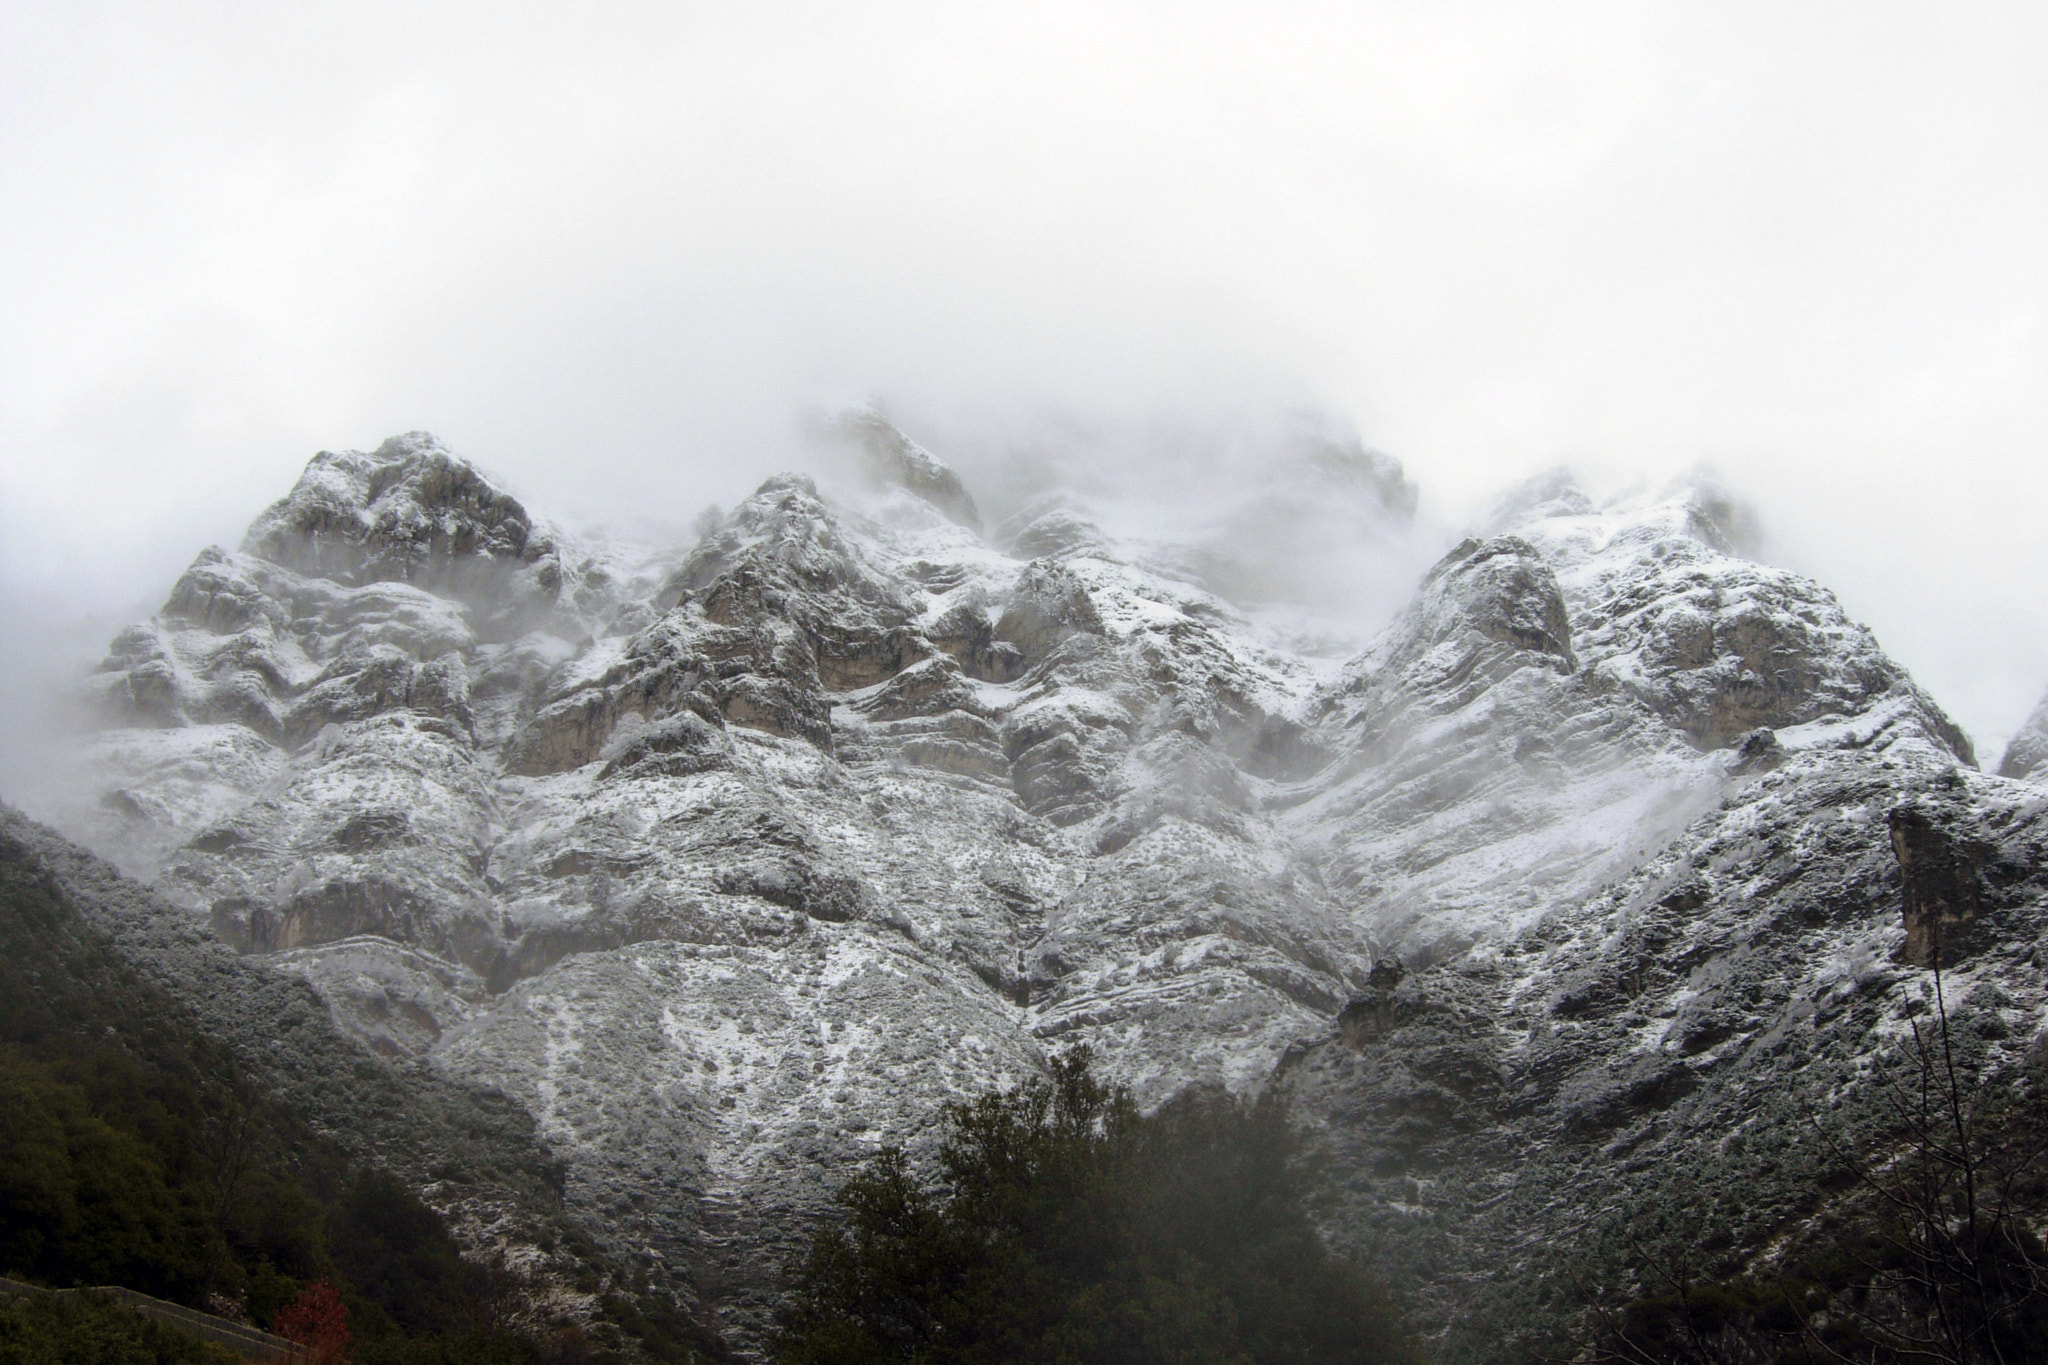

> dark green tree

[
  {"left": 778, "top": 1049, "right": 1421, "bottom": 1365},
  {"left": 0, "top": 1047, "right": 211, "bottom": 1299}
]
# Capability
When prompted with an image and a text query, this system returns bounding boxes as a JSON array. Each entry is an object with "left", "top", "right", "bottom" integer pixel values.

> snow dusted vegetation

[{"left": 29, "top": 421, "right": 2048, "bottom": 1356}]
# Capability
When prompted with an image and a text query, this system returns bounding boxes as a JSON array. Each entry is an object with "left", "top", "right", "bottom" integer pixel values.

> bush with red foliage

[{"left": 275, "top": 1278, "right": 350, "bottom": 1363}]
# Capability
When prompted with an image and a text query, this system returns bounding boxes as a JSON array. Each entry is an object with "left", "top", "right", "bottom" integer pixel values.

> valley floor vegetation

[
  {"left": 775, "top": 1049, "right": 1423, "bottom": 1365},
  {"left": 0, "top": 1289, "right": 242, "bottom": 1363}
]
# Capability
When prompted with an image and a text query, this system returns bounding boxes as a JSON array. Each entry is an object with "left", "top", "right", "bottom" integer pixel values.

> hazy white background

[{"left": 2, "top": 1, "right": 2043, "bottom": 774}]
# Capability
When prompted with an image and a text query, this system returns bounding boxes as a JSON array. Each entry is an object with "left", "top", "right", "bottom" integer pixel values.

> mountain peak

[
  {"left": 1999, "top": 686, "right": 2048, "bottom": 781},
  {"left": 830, "top": 409, "right": 983, "bottom": 531},
  {"left": 242, "top": 433, "right": 553, "bottom": 598},
  {"left": 1658, "top": 469, "right": 1763, "bottom": 557},
  {"left": 1286, "top": 411, "right": 1417, "bottom": 522},
  {"left": 1482, "top": 467, "right": 1595, "bottom": 534}
]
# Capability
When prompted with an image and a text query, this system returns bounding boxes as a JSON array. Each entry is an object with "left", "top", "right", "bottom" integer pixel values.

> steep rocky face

[
  {"left": 1999, "top": 685, "right": 2048, "bottom": 781},
  {"left": 1291, "top": 478, "right": 1965, "bottom": 970},
  {"left": 1523, "top": 482, "right": 1962, "bottom": 756},
  {"left": 831, "top": 409, "right": 983, "bottom": 532},
  {"left": 1263, "top": 481, "right": 2031, "bottom": 1357},
  {"left": 45, "top": 429, "right": 2039, "bottom": 1358},
  {"left": 1280, "top": 758, "right": 2048, "bottom": 1358},
  {"left": 242, "top": 431, "right": 600, "bottom": 638}
]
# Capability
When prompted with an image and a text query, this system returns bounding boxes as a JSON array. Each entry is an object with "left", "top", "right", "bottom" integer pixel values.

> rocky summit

[{"left": 34, "top": 422, "right": 2048, "bottom": 1357}]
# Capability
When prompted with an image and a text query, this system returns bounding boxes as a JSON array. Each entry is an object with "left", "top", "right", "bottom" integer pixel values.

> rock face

[
  {"left": 1292, "top": 478, "right": 1969, "bottom": 965},
  {"left": 1278, "top": 759, "right": 2048, "bottom": 1357},
  {"left": 831, "top": 409, "right": 983, "bottom": 533},
  {"left": 1999, "top": 685, "right": 2048, "bottom": 781},
  {"left": 45, "top": 427, "right": 2048, "bottom": 1357}
]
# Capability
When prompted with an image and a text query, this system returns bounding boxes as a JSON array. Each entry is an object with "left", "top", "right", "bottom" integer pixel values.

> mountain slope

[{"left": 0, "top": 803, "right": 727, "bottom": 1357}]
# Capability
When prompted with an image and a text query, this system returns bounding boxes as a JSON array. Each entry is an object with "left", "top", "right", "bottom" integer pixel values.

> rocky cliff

[
  {"left": 38, "top": 423, "right": 2048, "bottom": 1356},
  {"left": 1999, "top": 685, "right": 2048, "bottom": 782}
]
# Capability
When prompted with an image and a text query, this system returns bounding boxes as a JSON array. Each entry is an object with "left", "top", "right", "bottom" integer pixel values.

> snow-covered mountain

[{"left": 39, "top": 424, "right": 2048, "bottom": 1354}]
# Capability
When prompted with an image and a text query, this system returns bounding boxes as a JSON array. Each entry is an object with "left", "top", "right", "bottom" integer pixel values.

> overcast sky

[{"left": 1, "top": 1, "right": 2043, "bottom": 765}]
